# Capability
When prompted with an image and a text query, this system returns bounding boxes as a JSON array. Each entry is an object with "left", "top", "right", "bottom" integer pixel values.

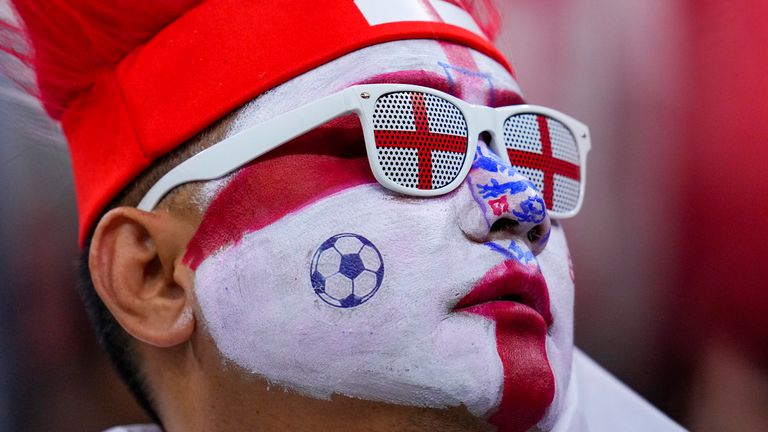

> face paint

[
  {"left": 195, "top": 184, "right": 504, "bottom": 416},
  {"left": 184, "top": 133, "right": 375, "bottom": 270},
  {"left": 309, "top": 233, "right": 385, "bottom": 308},
  {"left": 454, "top": 260, "right": 554, "bottom": 432},
  {"left": 188, "top": 40, "right": 575, "bottom": 431}
]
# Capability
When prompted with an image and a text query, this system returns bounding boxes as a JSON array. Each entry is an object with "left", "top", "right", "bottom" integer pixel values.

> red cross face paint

[{"left": 186, "top": 41, "right": 575, "bottom": 431}]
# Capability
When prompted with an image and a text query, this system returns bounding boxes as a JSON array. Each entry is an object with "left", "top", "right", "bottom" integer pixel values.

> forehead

[{"left": 226, "top": 39, "right": 521, "bottom": 135}]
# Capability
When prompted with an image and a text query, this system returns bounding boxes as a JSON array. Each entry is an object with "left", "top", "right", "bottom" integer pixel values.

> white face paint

[{"left": 188, "top": 40, "right": 575, "bottom": 429}]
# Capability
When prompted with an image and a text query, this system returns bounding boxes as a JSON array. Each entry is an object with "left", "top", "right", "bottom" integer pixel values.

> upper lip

[{"left": 453, "top": 260, "right": 554, "bottom": 326}]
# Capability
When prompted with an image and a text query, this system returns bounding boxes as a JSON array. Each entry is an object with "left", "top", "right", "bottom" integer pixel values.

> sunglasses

[{"left": 138, "top": 84, "right": 591, "bottom": 218}]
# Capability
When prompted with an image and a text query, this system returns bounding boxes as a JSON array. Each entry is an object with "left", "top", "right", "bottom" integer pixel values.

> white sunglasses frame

[{"left": 137, "top": 83, "right": 591, "bottom": 218}]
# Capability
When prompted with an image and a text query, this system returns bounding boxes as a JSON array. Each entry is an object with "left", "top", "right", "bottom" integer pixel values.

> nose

[{"left": 454, "top": 143, "right": 551, "bottom": 255}]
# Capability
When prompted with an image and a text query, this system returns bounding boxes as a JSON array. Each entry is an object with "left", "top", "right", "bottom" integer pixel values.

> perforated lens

[
  {"left": 503, "top": 114, "right": 581, "bottom": 214},
  {"left": 372, "top": 91, "right": 469, "bottom": 190}
]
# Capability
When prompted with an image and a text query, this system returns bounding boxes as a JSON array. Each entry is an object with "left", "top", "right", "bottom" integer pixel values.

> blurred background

[{"left": 1, "top": 0, "right": 766, "bottom": 431}]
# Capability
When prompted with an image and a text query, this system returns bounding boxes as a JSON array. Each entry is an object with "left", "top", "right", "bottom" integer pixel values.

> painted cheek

[
  {"left": 184, "top": 154, "right": 376, "bottom": 270},
  {"left": 194, "top": 185, "right": 505, "bottom": 417}
]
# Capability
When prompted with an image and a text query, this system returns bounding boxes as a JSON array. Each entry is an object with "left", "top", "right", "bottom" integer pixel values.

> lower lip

[
  {"left": 457, "top": 301, "right": 554, "bottom": 432},
  {"left": 457, "top": 301, "right": 548, "bottom": 334}
]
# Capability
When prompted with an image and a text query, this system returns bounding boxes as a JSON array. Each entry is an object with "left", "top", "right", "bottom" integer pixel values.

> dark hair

[{"left": 77, "top": 247, "right": 161, "bottom": 424}]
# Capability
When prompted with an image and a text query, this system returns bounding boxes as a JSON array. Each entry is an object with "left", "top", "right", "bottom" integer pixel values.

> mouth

[{"left": 453, "top": 260, "right": 553, "bottom": 327}]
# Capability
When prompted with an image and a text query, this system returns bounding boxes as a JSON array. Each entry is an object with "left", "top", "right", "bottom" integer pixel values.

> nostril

[
  {"left": 527, "top": 221, "right": 552, "bottom": 255},
  {"left": 479, "top": 131, "right": 493, "bottom": 145},
  {"left": 527, "top": 226, "right": 542, "bottom": 243},
  {"left": 490, "top": 218, "right": 519, "bottom": 234}
]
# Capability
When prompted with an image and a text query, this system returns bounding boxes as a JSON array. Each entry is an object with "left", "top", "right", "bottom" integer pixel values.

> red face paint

[
  {"left": 352, "top": 70, "right": 454, "bottom": 94},
  {"left": 183, "top": 115, "right": 375, "bottom": 270},
  {"left": 184, "top": 70, "right": 524, "bottom": 269},
  {"left": 441, "top": 41, "right": 479, "bottom": 72},
  {"left": 454, "top": 260, "right": 555, "bottom": 432},
  {"left": 354, "top": 69, "right": 524, "bottom": 108}
]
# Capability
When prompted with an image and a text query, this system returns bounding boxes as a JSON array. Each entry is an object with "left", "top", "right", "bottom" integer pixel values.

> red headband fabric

[{"left": 61, "top": 0, "right": 513, "bottom": 245}]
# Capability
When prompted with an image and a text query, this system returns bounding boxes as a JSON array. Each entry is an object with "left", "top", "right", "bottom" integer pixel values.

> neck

[{"left": 141, "top": 331, "right": 499, "bottom": 432}]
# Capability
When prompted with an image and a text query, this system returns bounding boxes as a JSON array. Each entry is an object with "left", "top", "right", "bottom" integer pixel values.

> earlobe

[{"left": 89, "top": 207, "right": 196, "bottom": 348}]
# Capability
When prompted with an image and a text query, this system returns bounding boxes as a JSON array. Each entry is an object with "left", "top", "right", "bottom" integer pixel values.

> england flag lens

[
  {"left": 372, "top": 91, "right": 469, "bottom": 190},
  {"left": 503, "top": 114, "right": 581, "bottom": 214}
]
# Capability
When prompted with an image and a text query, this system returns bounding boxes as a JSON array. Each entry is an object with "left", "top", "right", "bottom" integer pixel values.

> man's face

[{"left": 184, "top": 40, "right": 575, "bottom": 431}]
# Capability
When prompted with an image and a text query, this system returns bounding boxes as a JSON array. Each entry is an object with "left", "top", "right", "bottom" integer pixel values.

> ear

[{"left": 89, "top": 206, "right": 197, "bottom": 348}]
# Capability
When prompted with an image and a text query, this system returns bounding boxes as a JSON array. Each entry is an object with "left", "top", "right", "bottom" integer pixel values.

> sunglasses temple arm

[{"left": 137, "top": 91, "right": 358, "bottom": 210}]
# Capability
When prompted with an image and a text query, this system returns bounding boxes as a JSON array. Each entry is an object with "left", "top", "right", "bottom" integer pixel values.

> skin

[{"left": 88, "top": 41, "right": 576, "bottom": 432}]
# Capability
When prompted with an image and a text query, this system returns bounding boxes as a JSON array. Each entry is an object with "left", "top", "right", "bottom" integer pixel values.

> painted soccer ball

[{"left": 310, "top": 233, "right": 385, "bottom": 308}]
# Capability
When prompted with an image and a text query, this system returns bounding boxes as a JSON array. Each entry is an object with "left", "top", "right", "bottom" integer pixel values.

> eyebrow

[
  {"left": 350, "top": 70, "right": 455, "bottom": 94},
  {"left": 250, "top": 114, "right": 366, "bottom": 161},
  {"left": 208, "top": 68, "right": 522, "bottom": 169},
  {"left": 349, "top": 69, "right": 525, "bottom": 107}
]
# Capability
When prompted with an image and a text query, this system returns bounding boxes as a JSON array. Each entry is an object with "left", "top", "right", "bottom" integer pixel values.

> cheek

[
  {"left": 193, "top": 185, "right": 505, "bottom": 416},
  {"left": 538, "top": 225, "right": 574, "bottom": 325},
  {"left": 536, "top": 224, "right": 576, "bottom": 429}
]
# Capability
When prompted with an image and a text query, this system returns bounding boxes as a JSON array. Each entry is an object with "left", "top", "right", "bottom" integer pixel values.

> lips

[{"left": 454, "top": 260, "right": 553, "bottom": 327}]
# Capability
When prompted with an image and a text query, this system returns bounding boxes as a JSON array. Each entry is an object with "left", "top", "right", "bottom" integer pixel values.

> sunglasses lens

[
  {"left": 372, "top": 91, "right": 469, "bottom": 191},
  {"left": 503, "top": 114, "right": 581, "bottom": 214}
]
